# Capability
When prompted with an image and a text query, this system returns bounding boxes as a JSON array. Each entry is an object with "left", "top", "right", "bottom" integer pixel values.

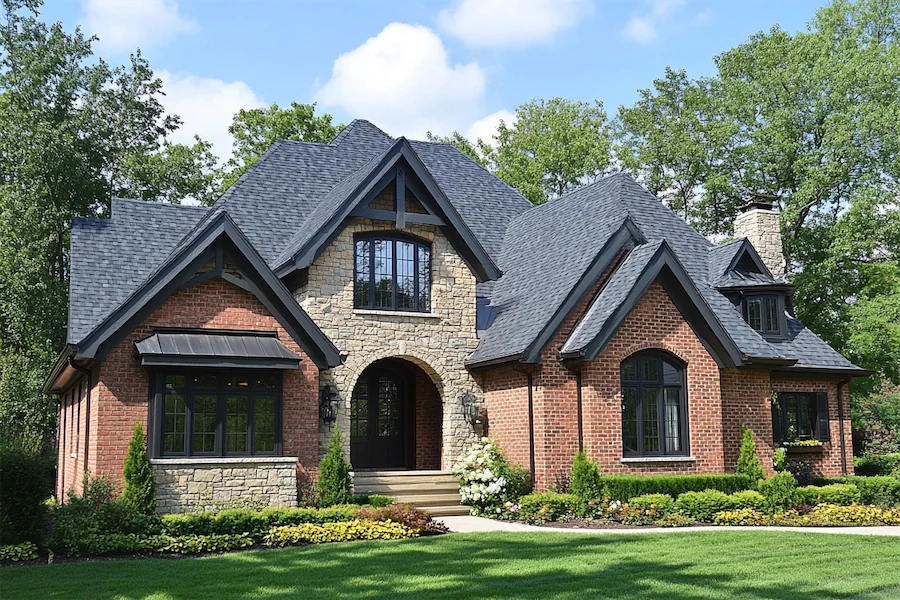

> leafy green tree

[
  {"left": 122, "top": 424, "right": 156, "bottom": 514},
  {"left": 735, "top": 427, "right": 766, "bottom": 485},
  {"left": 481, "top": 97, "right": 611, "bottom": 204},
  {"left": 426, "top": 131, "right": 486, "bottom": 167},
  {"left": 221, "top": 102, "right": 344, "bottom": 194},
  {"left": 0, "top": 0, "right": 219, "bottom": 450},
  {"left": 317, "top": 428, "right": 352, "bottom": 507}
]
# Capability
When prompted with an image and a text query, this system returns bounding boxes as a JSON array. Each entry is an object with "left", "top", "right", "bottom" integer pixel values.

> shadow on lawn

[{"left": 7, "top": 532, "right": 900, "bottom": 600}]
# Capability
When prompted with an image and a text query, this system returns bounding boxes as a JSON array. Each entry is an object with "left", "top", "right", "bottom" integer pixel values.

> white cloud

[
  {"left": 622, "top": 0, "right": 687, "bottom": 45},
  {"left": 80, "top": 0, "right": 198, "bottom": 53},
  {"left": 317, "top": 23, "right": 486, "bottom": 139},
  {"left": 438, "top": 0, "right": 592, "bottom": 48},
  {"left": 158, "top": 71, "right": 265, "bottom": 161},
  {"left": 466, "top": 109, "right": 516, "bottom": 147}
]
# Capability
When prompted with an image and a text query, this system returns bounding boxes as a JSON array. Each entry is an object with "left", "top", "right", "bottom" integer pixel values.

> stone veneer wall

[
  {"left": 152, "top": 458, "right": 298, "bottom": 514},
  {"left": 296, "top": 217, "right": 481, "bottom": 468}
]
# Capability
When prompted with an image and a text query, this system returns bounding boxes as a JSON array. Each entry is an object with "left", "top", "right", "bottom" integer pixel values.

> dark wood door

[{"left": 350, "top": 369, "right": 405, "bottom": 469}]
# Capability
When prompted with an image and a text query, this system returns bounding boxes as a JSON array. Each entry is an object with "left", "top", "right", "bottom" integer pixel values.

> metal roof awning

[{"left": 134, "top": 328, "right": 301, "bottom": 369}]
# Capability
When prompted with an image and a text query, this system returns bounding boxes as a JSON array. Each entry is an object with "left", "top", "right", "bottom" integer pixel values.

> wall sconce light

[
  {"left": 319, "top": 384, "right": 339, "bottom": 423},
  {"left": 460, "top": 392, "right": 479, "bottom": 427}
]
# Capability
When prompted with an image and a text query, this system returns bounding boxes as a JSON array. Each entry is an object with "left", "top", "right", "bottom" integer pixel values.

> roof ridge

[
  {"left": 112, "top": 197, "right": 209, "bottom": 211},
  {"left": 329, "top": 119, "right": 393, "bottom": 147}
]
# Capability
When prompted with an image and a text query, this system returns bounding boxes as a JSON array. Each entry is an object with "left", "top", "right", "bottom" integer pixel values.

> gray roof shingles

[{"left": 68, "top": 122, "right": 862, "bottom": 374}]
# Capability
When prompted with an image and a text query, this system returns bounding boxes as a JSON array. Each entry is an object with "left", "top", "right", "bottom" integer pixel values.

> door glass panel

[
  {"left": 350, "top": 378, "right": 368, "bottom": 437},
  {"left": 254, "top": 395, "right": 276, "bottom": 453},
  {"left": 622, "top": 387, "right": 638, "bottom": 453},
  {"left": 643, "top": 388, "right": 660, "bottom": 453},
  {"left": 377, "top": 377, "right": 400, "bottom": 437},
  {"left": 664, "top": 388, "right": 681, "bottom": 453},
  {"left": 193, "top": 395, "right": 217, "bottom": 454},
  {"left": 225, "top": 396, "right": 249, "bottom": 453},
  {"left": 163, "top": 393, "right": 186, "bottom": 454}
]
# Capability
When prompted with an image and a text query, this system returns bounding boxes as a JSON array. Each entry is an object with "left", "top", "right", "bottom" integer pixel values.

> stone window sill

[
  {"left": 352, "top": 309, "right": 441, "bottom": 319},
  {"left": 620, "top": 456, "right": 697, "bottom": 464},
  {"left": 151, "top": 456, "right": 298, "bottom": 466}
]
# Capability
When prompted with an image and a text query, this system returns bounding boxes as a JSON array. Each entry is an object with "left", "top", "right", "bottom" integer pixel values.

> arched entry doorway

[{"left": 349, "top": 358, "right": 442, "bottom": 470}]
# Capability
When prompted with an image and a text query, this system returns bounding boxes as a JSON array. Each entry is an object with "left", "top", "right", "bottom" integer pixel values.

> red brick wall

[
  {"left": 770, "top": 375, "right": 852, "bottom": 477},
  {"left": 720, "top": 367, "right": 775, "bottom": 476},
  {"left": 68, "top": 277, "right": 318, "bottom": 495},
  {"left": 414, "top": 370, "right": 442, "bottom": 470},
  {"left": 580, "top": 282, "right": 724, "bottom": 478},
  {"left": 481, "top": 366, "right": 531, "bottom": 471}
]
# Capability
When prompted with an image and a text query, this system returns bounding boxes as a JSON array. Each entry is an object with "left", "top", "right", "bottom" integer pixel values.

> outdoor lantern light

[
  {"left": 461, "top": 392, "right": 479, "bottom": 427},
  {"left": 319, "top": 384, "right": 339, "bottom": 423}
]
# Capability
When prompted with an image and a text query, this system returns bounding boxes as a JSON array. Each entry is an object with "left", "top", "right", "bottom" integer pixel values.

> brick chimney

[{"left": 733, "top": 194, "right": 785, "bottom": 278}]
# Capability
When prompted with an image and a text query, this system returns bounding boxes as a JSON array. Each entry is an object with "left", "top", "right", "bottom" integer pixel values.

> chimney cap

[{"left": 739, "top": 192, "right": 778, "bottom": 213}]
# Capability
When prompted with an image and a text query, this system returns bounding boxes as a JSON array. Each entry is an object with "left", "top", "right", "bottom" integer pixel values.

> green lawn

[{"left": 4, "top": 531, "right": 900, "bottom": 599}]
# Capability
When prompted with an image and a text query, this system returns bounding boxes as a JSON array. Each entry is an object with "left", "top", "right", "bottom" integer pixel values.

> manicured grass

[{"left": 4, "top": 531, "right": 900, "bottom": 599}]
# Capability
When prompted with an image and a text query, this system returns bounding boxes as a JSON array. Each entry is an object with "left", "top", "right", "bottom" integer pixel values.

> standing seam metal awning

[{"left": 134, "top": 329, "right": 301, "bottom": 369}]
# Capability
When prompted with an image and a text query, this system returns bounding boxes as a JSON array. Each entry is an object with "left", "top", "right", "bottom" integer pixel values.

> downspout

[
  {"left": 69, "top": 358, "right": 92, "bottom": 479},
  {"left": 563, "top": 361, "right": 584, "bottom": 452},
  {"left": 514, "top": 366, "right": 536, "bottom": 481},
  {"left": 836, "top": 377, "right": 851, "bottom": 476}
]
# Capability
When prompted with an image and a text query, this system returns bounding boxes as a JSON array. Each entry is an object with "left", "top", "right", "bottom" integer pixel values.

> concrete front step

[{"left": 352, "top": 470, "right": 465, "bottom": 516}]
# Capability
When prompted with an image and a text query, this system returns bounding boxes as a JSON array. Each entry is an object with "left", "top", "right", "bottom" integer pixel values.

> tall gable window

[
  {"left": 621, "top": 352, "right": 688, "bottom": 458},
  {"left": 156, "top": 371, "right": 281, "bottom": 457},
  {"left": 744, "top": 294, "right": 785, "bottom": 337},
  {"left": 354, "top": 234, "right": 431, "bottom": 312}
]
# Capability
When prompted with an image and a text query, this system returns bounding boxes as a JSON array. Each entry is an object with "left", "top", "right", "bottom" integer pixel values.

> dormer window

[
  {"left": 744, "top": 294, "right": 785, "bottom": 337},
  {"left": 354, "top": 234, "right": 431, "bottom": 312}
]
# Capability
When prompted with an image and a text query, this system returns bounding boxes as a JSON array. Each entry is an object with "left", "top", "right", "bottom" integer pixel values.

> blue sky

[{"left": 42, "top": 0, "right": 828, "bottom": 161}]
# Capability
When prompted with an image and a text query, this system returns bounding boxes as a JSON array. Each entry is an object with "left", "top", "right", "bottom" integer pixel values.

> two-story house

[{"left": 46, "top": 120, "right": 868, "bottom": 514}]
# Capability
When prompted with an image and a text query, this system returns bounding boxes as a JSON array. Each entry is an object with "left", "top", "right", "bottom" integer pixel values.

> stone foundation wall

[{"left": 152, "top": 458, "right": 298, "bottom": 514}]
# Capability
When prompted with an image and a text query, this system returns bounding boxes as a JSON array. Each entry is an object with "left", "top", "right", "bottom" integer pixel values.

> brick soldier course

[{"left": 47, "top": 120, "right": 869, "bottom": 512}]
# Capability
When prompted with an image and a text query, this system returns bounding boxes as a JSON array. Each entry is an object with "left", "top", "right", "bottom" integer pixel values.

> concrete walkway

[{"left": 438, "top": 515, "right": 900, "bottom": 537}]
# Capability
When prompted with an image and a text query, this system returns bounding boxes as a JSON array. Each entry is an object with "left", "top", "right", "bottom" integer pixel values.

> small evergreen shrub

[
  {"left": 674, "top": 490, "right": 735, "bottom": 521},
  {"left": 758, "top": 472, "right": 799, "bottom": 509},
  {"left": 729, "top": 490, "right": 767, "bottom": 510},
  {"left": 0, "top": 446, "right": 55, "bottom": 545},
  {"left": 570, "top": 451, "right": 603, "bottom": 501},
  {"left": 735, "top": 427, "right": 766, "bottom": 485},
  {"left": 599, "top": 474, "right": 751, "bottom": 501},
  {"left": 772, "top": 447, "right": 787, "bottom": 472},
  {"left": 627, "top": 493, "right": 675, "bottom": 517},
  {"left": 317, "top": 429, "right": 352, "bottom": 507},
  {"left": 797, "top": 484, "right": 861, "bottom": 506},
  {"left": 160, "top": 505, "right": 360, "bottom": 537},
  {"left": 122, "top": 424, "right": 156, "bottom": 515}
]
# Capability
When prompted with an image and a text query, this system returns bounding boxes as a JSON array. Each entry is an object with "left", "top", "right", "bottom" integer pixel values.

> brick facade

[{"left": 56, "top": 277, "right": 319, "bottom": 508}]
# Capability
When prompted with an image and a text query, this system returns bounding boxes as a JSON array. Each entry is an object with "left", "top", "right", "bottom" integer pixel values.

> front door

[{"left": 349, "top": 369, "right": 405, "bottom": 468}]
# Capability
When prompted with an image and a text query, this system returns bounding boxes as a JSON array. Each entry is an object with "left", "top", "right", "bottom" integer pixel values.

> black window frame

[
  {"left": 150, "top": 369, "right": 283, "bottom": 458},
  {"left": 620, "top": 351, "right": 690, "bottom": 458},
  {"left": 353, "top": 233, "right": 431, "bottom": 313},
  {"left": 772, "top": 391, "right": 830, "bottom": 443},
  {"left": 743, "top": 293, "right": 787, "bottom": 338}
]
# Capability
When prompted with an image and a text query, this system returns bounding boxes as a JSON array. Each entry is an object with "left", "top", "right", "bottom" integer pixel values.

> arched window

[
  {"left": 621, "top": 352, "right": 688, "bottom": 457},
  {"left": 354, "top": 234, "right": 431, "bottom": 312}
]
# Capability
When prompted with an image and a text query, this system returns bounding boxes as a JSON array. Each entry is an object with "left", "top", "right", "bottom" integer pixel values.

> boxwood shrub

[
  {"left": 674, "top": 490, "right": 735, "bottom": 521},
  {"left": 729, "top": 490, "right": 767, "bottom": 510},
  {"left": 796, "top": 484, "right": 861, "bottom": 506},
  {"left": 160, "top": 505, "right": 360, "bottom": 538},
  {"left": 758, "top": 472, "right": 799, "bottom": 508},
  {"left": 854, "top": 454, "right": 900, "bottom": 477},
  {"left": 517, "top": 492, "right": 580, "bottom": 524},
  {"left": 599, "top": 474, "right": 751, "bottom": 502},
  {"left": 627, "top": 494, "right": 675, "bottom": 517},
  {"left": 811, "top": 476, "right": 900, "bottom": 507}
]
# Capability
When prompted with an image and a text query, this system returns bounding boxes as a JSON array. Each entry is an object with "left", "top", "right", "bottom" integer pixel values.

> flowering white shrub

[{"left": 453, "top": 438, "right": 522, "bottom": 516}]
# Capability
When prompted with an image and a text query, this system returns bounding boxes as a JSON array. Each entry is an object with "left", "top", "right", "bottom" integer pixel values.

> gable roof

[
  {"left": 271, "top": 137, "right": 502, "bottom": 282},
  {"left": 72, "top": 208, "right": 341, "bottom": 369},
  {"left": 470, "top": 172, "right": 865, "bottom": 374}
]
